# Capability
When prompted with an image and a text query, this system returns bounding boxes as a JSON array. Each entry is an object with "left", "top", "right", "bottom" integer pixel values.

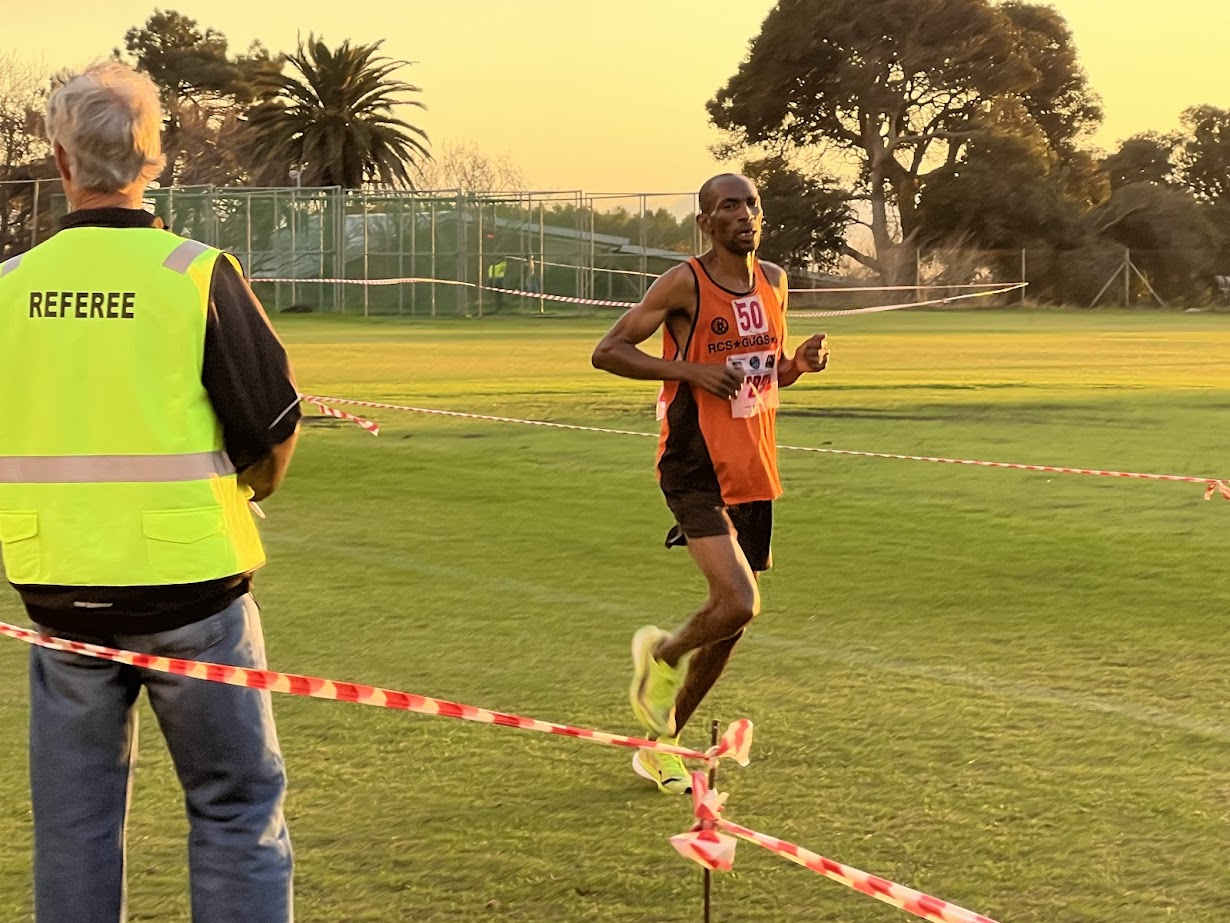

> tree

[
  {"left": 242, "top": 36, "right": 429, "bottom": 189},
  {"left": 998, "top": 2, "right": 1102, "bottom": 160},
  {"left": 171, "top": 107, "right": 248, "bottom": 187},
  {"left": 413, "top": 139, "right": 526, "bottom": 193},
  {"left": 1093, "top": 182, "right": 1219, "bottom": 302},
  {"left": 708, "top": 0, "right": 1101, "bottom": 282},
  {"left": 0, "top": 54, "right": 53, "bottom": 260},
  {"left": 120, "top": 10, "right": 278, "bottom": 186},
  {"left": 913, "top": 126, "right": 1105, "bottom": 302},
  {"left": 1103, "top": 133, "right": 1182, "bottom": 192},
  {"left": 0, "top": 55, "right": 47, "bottom": 173},
  {"left": 916, "top": 131, "right": 1086, "bottom": 252},
  {"left": 1179, "top": 105, "right": 1230, "bottom": 204},
  {"left": 742, "top": 155, "right": 850, "bottom": 271}
]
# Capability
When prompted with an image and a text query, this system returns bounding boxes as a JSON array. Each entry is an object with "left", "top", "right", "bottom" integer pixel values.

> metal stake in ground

[{"left": 704, "top": 718, "right": 719, "bottom": 923}]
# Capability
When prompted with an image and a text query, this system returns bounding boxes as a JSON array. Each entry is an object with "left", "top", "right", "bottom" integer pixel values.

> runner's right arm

[{"left": 591, "top": 266, "right": 745, "bottom": 399}]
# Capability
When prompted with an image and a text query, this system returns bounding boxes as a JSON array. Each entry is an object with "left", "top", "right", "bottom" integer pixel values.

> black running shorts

[{"left": 662, "top": 494, "right": 773, "bottom": 572}]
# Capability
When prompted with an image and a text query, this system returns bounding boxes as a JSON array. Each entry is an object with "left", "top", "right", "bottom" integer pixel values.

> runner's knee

[{"left": 715, "top": 585, "right": 759, "bottom": 633}]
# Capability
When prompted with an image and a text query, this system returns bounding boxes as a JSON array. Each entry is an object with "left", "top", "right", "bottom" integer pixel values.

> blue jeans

[{"left": 29, "top": 594, "right": 293, "bottom": 922}]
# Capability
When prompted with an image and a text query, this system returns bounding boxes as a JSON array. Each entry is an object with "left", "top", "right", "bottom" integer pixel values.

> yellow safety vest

[{"left": 0, "top": 227, "right": 266, "bottom": 587}]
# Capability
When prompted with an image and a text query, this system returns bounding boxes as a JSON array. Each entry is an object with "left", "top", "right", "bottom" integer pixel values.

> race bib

[
  {"left": 727, "top": 350, "right": 779, "bottom": 419},
  {"left": 731, "top": 296, "right": 769, "bottom": 336}
]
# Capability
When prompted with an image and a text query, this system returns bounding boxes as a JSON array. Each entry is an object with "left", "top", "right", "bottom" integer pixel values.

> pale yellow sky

[{"left": 5, "top": 1, "right": 1228, "bottom": 193}]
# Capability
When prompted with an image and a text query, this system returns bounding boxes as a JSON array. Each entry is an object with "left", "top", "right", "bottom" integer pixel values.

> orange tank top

[{"left": 655, "top": 258, "right": 785, "bottom": 505}]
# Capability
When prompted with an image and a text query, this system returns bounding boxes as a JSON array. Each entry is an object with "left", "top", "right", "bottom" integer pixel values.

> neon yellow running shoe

[
  {"left": 632, "top": 741, "right": 693, "bottom": 795},
  {"left": 629, "top": 626, "right": 688, "bottom": 738}
]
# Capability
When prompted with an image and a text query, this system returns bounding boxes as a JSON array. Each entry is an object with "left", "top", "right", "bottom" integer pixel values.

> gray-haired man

[{"left": 0, "top": 62, "right": 298, "bottom": 922}]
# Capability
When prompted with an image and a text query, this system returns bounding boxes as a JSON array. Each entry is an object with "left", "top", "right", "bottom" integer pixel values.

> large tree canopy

[
  {"left": 709, "top": 0, "right": 1101, "bottom": 281},
  {"left": 121, "top": 10, "right": 277, "bottom": 186}
]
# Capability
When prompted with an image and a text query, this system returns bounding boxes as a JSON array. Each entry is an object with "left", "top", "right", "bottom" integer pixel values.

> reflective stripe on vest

[
  {"left": 162, "top": 239, "right": 212, "bottom": 273},
  {"left": 0, "top": 451, "right": 234, "bottom": 484}
]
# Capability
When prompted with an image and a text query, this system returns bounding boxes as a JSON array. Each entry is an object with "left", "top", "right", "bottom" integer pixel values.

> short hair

[
  {"left": 46, "top": 62, "right": 166, "bottom": 193},
  {"left": 698, "top": 173, "right": 749, "bottom": 213}
]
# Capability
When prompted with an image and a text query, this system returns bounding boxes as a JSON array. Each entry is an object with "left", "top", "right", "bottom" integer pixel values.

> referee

[{"left": 0, "top": 62, "right": 299, "bottom": 922}]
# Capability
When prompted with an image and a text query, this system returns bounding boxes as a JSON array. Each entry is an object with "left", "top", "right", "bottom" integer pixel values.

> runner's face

[{"left": 702, "top": 179, "right": 762, "bottom": 255}]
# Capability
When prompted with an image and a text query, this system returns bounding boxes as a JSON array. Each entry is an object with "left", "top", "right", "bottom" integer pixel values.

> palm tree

[{"left": 243, "top": 36, "right": 429, "bottom": 188}]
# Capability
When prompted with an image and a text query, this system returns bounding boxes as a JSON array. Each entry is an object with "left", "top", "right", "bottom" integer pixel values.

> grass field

[{"left": 2, "top": 309, "right": 1229, "bottom": 921}]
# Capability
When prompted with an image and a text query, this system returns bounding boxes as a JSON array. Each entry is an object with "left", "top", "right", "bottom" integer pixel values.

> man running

[{"left": 591, "top": 173, "right": 829, "bottom": 793}]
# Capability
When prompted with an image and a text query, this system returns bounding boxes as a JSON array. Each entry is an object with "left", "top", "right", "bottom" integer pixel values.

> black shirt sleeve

[{"left": 202, "top": 256, "right": 302, "bottom": 470}]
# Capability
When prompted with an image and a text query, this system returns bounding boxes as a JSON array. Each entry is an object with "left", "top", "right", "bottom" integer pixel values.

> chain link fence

[{"left": 4, "top": 178, "right": 1228, "bottom": 313}]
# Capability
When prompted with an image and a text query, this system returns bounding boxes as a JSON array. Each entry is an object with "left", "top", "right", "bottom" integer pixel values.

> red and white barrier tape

[
  {"left": 299, "top": 394, "right": 1230, "bottom": 501},
  {"left": 672, "top": 773, "right": 999, "bottom": 923},
  {"left": 305, "top": 400, "right": 380, "bottom": 435},
  {"left": 3, "top": 613, "right": 996, "bottom": 917},
  {"left": 299, "top": 394, "right": 649, "bottom": 438},
  {"left": 780, "top": 443, "right": 1230, "bottom": 500},
  {"left": 255, "top": 276, "right": 1025, "bottom": 314},
  {"left": 0, "top": 620, "right": 753, "bottom": 767}
]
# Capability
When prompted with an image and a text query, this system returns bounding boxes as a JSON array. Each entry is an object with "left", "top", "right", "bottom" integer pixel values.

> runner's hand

[
  {"left": 688, "top": 363, "right": 747, "bottom": 399},
  {"left": 793, "top": 334, "right": 829, "bottom": 373}
]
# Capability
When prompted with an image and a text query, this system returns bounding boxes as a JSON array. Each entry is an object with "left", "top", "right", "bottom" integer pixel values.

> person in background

[{"left": 487, "top": 255, "right": 508, "bottom": 310}]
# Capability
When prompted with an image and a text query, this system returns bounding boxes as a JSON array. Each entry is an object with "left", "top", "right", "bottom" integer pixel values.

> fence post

[
  {"left": 1020, "top": 248, "right": 1027, "bottom": 305},
  {"left": 693, "top": 192, "right": 702, "bottom": 256},
  {"left": 362, "top": 193, "right": 371, "bottom": 317},
  {"left": 702, "top": 718, "right": 719, "bottom": 923},
  {"left": 30, "top": 179, "right": 40, "bottom": 250},
  {"left": 244, "top": 191, "right": 253, "bottom": 283},
  {"left": 590, "top": 199, "right": 600, "bottom": 300},
  {"left": 315, "top": 188, "right": 324, "bottom": 304},
  {"left": 477, "top": 199, "right": 484, "bottom": 318},
  {"left": 289, "top": 189, "right": 298, "bottom": 309},
  {"left": 456, "top": 191, "right": 468, "bottom": 317},
  {"left": 409, "top": 193, "right": 417, "bottom": 316},
  {"left": 211, "top": 185, "right": 221, "bottom": 247},
  {"left": 915, "top": 248, "right": 922, "bottom": 305},
  {"left": 334, "top": 187, "right": 344, "bottom": 313},
  {"left": 430, "top": 199, "right": 438, "bottom": 318},
  {"left": 639, "top": 193, "right": 649, "bottom": 299},
  {"left": 397, "top": 195, "right": 405, "bottom": 316},
  {"left": 539, "top": 200, "right": 546, "bottom": 315}
]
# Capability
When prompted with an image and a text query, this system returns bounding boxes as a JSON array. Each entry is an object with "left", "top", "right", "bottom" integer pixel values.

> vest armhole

[{"left": 676, "top": 261, "right": 702, "bottom": 361}]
